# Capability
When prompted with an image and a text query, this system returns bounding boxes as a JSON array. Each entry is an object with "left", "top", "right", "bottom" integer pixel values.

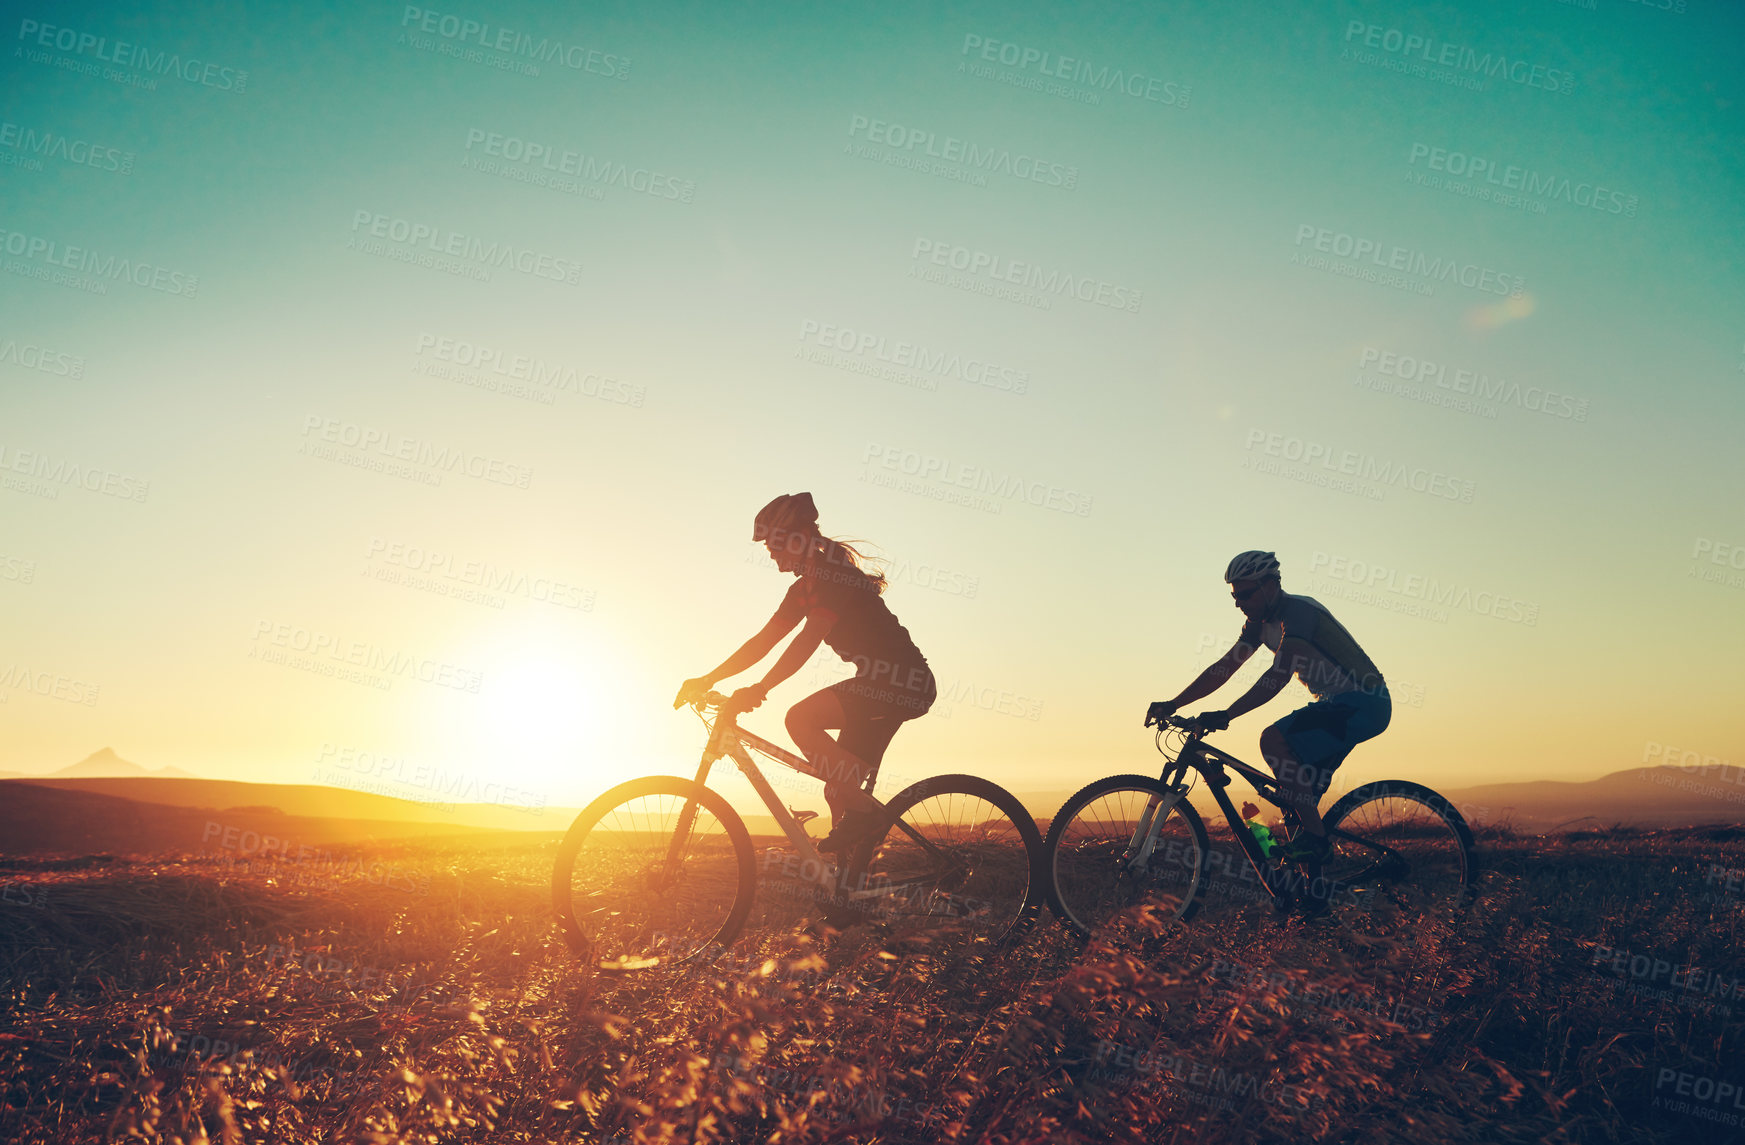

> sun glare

[{"left": 459, "top": 624, "right": 644, "bottom": 802}]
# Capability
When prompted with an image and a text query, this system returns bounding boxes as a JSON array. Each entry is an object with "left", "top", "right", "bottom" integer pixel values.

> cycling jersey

[
  {"left": 774, "top": 569, "right": 929, "bottom": 688},
  {"left": 774, "top": 568, "right": 932, "bottom": 819},
  {"left": 1239, "top": 592, "right": 1384, "bottom": 701}
]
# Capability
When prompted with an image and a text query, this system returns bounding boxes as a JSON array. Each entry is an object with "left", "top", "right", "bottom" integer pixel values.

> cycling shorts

[
  {"left": 824, "top": 666, "right": 936, "bottom": 779},
  {"left": 1268, "top": 686, "right": 1391, "bottom": 792}
]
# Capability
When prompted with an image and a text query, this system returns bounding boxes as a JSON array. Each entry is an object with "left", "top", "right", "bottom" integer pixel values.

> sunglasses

[{"left": 1231, "top": 583, "right": 1266, "bottom": 602}]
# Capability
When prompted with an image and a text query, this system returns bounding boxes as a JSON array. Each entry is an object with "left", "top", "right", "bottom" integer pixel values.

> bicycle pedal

[{"left": 790, "top": 807, "right": 819, "bottom": 826}]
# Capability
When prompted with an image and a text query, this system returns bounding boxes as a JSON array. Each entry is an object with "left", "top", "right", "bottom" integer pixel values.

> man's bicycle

[
  {"left": 552, "top": 691, "right": 1043, "bottom": 970},
  {"left": 1044, "top": 713, "right": 1475, "bottom": 937}
]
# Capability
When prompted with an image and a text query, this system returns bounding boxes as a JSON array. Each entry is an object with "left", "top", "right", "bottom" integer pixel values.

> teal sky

[{"left": 4, "top": 0, "right": 1742, "bottom": 814}]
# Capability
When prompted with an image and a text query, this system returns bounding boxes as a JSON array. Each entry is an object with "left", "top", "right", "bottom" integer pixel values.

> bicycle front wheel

[
  {"left": 841, "top": 775, "right": 1041, "bottom": 948},
  {"left": 1045, "top": 775, "right": 1210, "bottom": 939},
  {"left": 551, "top": 776, "right": 755, "bottom": 971},
  {"left": 1321, "top": 780, "right": 1476, "bottom": 910}
]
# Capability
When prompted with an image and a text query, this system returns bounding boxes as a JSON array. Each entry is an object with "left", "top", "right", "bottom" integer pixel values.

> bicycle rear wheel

[
  {"left": 551, "top": 776, "right": 755, "bottom": 971},
  {"left": 1321, "top": 780, "right": 1476, "bottom": 911},
  {"left": 1045, "top": 775, "right": 1210, "bottom": 939},
  {"left": 840, "top": 775, "right": 1041, "bottom": 948}
]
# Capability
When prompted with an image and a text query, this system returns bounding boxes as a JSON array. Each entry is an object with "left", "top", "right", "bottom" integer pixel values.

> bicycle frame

[
  {"left": 673, "top": 694, "right": 952, "bottom": 904},
  {"left": 1125, "top": 723, "right": 1395, "bottom": 898}
]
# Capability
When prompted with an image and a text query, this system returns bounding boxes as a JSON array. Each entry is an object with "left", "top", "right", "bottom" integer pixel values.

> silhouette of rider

[
  {"left": 675, "top": 493, "right": 935, "bottom": 856},
  {"left": 1147, "top": 550, "right": 1392, "bottom": 874}
]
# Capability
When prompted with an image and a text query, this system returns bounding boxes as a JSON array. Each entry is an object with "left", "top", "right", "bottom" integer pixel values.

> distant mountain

[
  {"left": 4, "top": 775, "right": 576, "bottom": 834},
  {"left": 47, "top": 747, "right": 195, "bottom": 779},
  {"left": 1438, "top": 766, "right": 1745, "bottom": 830},
  {"left": 1024, "top": 766, "right": 1745, "bottom": 833},
  {"left": 7, "top": 760, "right": 1735, "bottom": 852},
  {"left": 0, "top": 781, "right": 504, "bottom": 856}
]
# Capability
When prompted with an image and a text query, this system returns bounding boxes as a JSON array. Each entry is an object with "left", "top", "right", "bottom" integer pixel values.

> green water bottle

[
  {"left": 1241, "top": 801, "right": 1274, "bottom": 858},
  {"left": 1247, "top": 820, "right": 1275, "bottom": 857}
]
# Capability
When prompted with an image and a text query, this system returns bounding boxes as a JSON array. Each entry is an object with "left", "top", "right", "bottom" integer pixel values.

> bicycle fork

[
  {"left": 1126, "top": 787, "right": 1188, "bottom": 871},
  {"left": 658, "top": 751, "right": 722, "bottom": 875}
]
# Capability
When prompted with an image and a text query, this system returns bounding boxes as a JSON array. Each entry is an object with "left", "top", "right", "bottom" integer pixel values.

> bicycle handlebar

[
  {"left": 691, "top": 689, "right": 756, "bottom": 717},
  {"left": 1146, "top": 712, "right": 1213, "bottom": 738}
]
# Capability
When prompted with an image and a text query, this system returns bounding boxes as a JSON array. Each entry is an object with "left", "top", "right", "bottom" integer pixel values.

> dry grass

[{"left": 2, "top": 824, "right": 1741, "bottom": 1143}]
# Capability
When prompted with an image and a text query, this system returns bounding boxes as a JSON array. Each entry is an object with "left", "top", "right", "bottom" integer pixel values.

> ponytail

[{"left": 808, "top": 534, "right": 887, "bottom": 594}]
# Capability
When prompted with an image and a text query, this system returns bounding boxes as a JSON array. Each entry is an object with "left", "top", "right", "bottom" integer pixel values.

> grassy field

[{"left": 2, "top": 823, "right": 1742, "bottom": 1144}]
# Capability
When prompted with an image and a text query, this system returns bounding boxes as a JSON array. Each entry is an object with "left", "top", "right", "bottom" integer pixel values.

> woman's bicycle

[
  {"left": 552, "top": 691, "right": 1043, "bottom": 970},
  {"left": 1044, "top": 712, "right": 1475, "bottom": 937}
]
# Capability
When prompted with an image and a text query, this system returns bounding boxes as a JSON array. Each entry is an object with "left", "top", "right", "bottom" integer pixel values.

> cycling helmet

[
  {"left": 752, "top": 492, "right": 819, "bottom": 542},
  {"left": 1224, "top": 550, "right": 1280, "bottom": 583}
]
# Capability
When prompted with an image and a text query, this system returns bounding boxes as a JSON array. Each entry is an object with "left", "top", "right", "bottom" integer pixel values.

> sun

[
  {"left": 480, "top": 654, "right": 596, "bottom": 763},
  {"left": 458, "top": 622, "right": 642, "bottom": 800}
]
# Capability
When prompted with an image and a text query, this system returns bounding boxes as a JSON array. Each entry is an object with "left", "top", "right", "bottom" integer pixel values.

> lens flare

[{"left": 1464, "top": 292, "right": 1537, "bottom": 332}]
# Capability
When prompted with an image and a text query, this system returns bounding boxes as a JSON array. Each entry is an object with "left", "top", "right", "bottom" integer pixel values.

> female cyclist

[{"left": 674, "top": 492, "right": 936, "bottom": 856}]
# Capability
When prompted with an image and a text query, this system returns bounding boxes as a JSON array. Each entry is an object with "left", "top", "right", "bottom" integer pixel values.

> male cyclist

[{"left": 1146, "top": 550, "right": 1391, "bottom": 882}]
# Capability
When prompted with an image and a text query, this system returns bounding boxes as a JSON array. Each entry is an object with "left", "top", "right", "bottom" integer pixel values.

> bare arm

[
  {"left": 1169, "top": 639, "right": 1258, "bottom": 708},
  {"left": 754, "top": 610, "right": 836, "bottom": 693},
  {"left": 1222, "top": 658, "right": 1293, "bottom": 721},
  {"left": 676, "top": 607, "right": 802, "bottom": 707},
  {"left": 718, "top": 608, "right": 837, "bottom": 712},
  {"left": 701, "top": 609, "right": 800, "bottom": 686}
]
